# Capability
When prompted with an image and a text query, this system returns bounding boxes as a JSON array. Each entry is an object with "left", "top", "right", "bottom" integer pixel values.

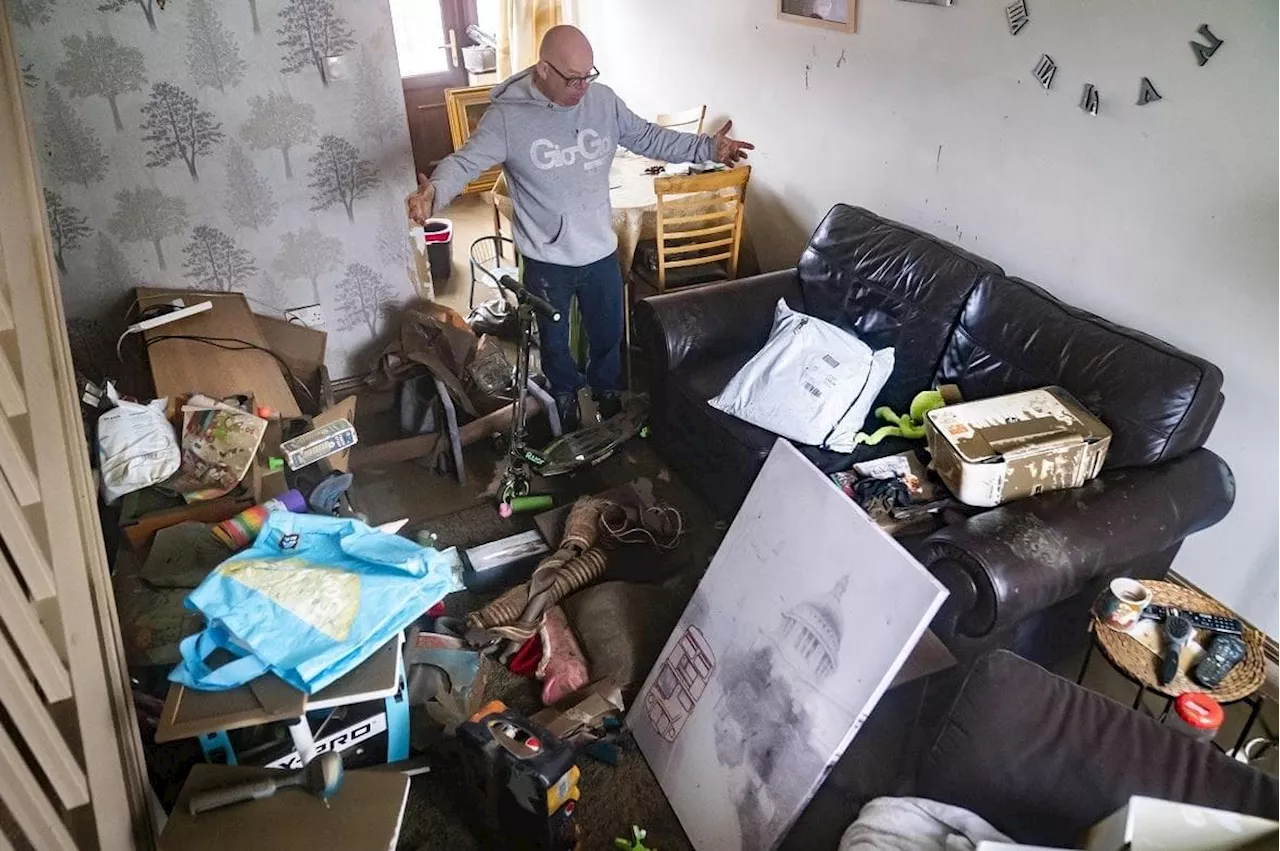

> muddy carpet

[{"left": 391, "top": 439, "right": 726, "bottom": 851}]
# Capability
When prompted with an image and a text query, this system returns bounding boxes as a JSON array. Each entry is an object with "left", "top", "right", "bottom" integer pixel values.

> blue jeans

[{"left": 523, "top": 254, "right": 623, "bottom": 398}]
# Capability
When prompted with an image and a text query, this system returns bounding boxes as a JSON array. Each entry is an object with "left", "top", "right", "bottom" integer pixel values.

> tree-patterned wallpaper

[{"left": 8, "top": 0, "right": 419, "bottom": 381}]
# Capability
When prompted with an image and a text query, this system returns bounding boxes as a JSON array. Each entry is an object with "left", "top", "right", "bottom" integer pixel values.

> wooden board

[
  {"left": 155, "top": 636, "right": 402, "bottom": 743},
  {"left": 160, "top": 765, "right": 410, "bottom": 851},
  {"left": 138, "top": 289, "right": 301, "bottom": 418}
]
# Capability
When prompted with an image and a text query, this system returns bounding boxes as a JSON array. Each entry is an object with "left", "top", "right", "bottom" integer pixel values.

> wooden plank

[
  {"left": 661, "top": 210, "right": 735, "bottom": 227},
  {"left": 654, "top": 166, "right": 750, "bottom": 195},
  {"left": 661, "top": 222, "right": 735, "bottom": 241},
  {"left": 0, "top": 481, "right": 53, "bottom": 600},
  {"left": 665, "top": 251, "right": 733, "bottom": 269},
  {"left": 0, "top": 346, "right": 26, "bottom": 417},
  {"left": 665, "top": 238, "right": 735, "bottom": 256},
  {"left": 0, "top": 634, "right": 89, "bottom": 809},
  {"left": 1, "top": 12, "right": 143, "bottom": 846},
  {"left": 0, "top": 551, "right": 70, "bottom": 702},
  {"left": 351, "top": 398, "right": 538, "bottom": 470},
  {"left": 138, "top": 288, "right": 301, "bottom": 418},
  {"left": 0, "top": 724, "right": 78, "bottom": 851},
  {"left": 0, "top": 409, "right": 39, "bottom": 505}
]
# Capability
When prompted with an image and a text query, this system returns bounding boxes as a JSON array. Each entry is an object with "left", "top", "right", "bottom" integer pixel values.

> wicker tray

[{"left": 1092, "top": 580, "right": 1265, "bottom": 703}]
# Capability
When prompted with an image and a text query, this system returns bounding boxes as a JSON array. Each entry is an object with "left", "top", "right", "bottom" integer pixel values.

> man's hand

[
  {"left": 406, "top": 173, "right": 435, "bottom": 226},
  {"left": 711, "top": 121, "right": 754, "bottom": 166}
]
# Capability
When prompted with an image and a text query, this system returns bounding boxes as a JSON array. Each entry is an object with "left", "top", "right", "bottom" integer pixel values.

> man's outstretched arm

[
  {"left": 408, "top": 108, "right": 508, "bottom": 225},
  {"left": 615, "top": 97, "right": 753, "bottom": 166}
]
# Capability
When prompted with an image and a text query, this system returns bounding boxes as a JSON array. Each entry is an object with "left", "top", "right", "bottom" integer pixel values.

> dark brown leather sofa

[
  {"left": 634, "top": 205, "right": 1234, "bottom": 666},
  {"left": 914, "top": 651, "right": 1278, "bottom": 844},
  {"left": 782, "top": 650, "right": 1278, "bottom": 849}
]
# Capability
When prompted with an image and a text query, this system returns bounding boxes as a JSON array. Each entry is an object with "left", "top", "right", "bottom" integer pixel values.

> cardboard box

[
  {"left": 1085, "top": 796, "right": 1279, "bottom": 851},
  {"left": 280, "top": 416, "right": 358, "bottom": 470},
  {"left": 925, "top": 386, "right": 1111, "bottom": 507}
]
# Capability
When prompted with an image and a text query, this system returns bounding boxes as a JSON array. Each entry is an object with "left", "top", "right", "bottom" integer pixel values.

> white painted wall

[{"left": 578, "top": 0, "right": 1279, "bottom": 635}]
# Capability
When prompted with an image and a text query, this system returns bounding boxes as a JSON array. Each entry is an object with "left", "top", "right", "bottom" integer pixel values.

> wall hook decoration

[
  {"left": 1191, "top": 24, "right": 1223, "bottom": 67},
  {"left": 1080, "top": 84, "right": 1099, "bottom": 116},
  {"left": 1033, "top": 54, "right": 1056, "bottom": 90},
  {"left": 1136, "top": 77, "right": 1162, "bottom": 105},
  {"left": 1006, "top": 0, "right": 1029, "bottom": 35}
]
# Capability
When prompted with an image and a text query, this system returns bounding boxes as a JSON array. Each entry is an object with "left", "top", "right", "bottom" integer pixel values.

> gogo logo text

[{"left": 530, "top": 129, "right": 612, "bottom": 171}]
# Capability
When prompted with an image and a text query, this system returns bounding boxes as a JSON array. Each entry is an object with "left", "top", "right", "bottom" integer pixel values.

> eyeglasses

[{"left": 544, "top": 61, "right": 600, "bottom": 90}]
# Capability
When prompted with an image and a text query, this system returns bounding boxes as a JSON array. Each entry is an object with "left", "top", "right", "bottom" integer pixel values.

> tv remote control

[{"left": 1141, "top": 604, "right": 1243, "bottom": 635}]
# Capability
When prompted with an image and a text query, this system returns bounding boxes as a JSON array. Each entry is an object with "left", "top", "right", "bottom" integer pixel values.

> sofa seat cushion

[
  {"left": 935, "top": 276, "right": 1225, "bottom": 468},
  {"left": 916, "top": 651, "right": 1278, "bottom": 846},
  {"left": 797, "top": 205, "right": 1001, "bottom": 415},
  {"left": 660, "top": 351, "right": 922, "bottom": 493}
]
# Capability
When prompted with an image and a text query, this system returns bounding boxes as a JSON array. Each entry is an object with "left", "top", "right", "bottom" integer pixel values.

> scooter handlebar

[{"left": 499, "top": 275, "right": 560, "bottom": 322}]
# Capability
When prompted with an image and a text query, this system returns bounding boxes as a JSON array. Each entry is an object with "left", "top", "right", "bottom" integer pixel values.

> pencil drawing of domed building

[{"left": 777, "top": 575, "right": 847, "bottom": 682}]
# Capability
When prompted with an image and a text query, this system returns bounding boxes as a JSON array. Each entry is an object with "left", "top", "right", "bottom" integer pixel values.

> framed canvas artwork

[
  {"left": 629, "top": 440, "right": 947, "bottom": 850},
  {"left": 779, "top": 0, "right": 857, "bottom": 33}
]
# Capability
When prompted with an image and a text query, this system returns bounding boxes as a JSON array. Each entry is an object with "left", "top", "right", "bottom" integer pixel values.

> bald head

[
  {"left": 539, "top": 25, "right": 593, "bottom": 70},
  {"left": 535, "top": 25, "right": 595, "bottom": 107}
]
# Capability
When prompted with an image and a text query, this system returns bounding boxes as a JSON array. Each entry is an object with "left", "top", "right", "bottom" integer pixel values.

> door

[
  {"left": 391, "top": 0, "right": 479, "bottom": 176},
  {"left": 1, "top": 9, "right": 152, "bottom": 849}
]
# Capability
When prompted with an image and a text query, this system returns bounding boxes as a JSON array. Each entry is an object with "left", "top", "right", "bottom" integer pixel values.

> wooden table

[
  {"left": 137, "top": 288, "right": 300, "bottom": 418},
  {"left": 160, "top": 764, "right": 410, "bottom": 851},
  {"left": 1078, "top": 579, "right": 1266, "bottom": 753}
]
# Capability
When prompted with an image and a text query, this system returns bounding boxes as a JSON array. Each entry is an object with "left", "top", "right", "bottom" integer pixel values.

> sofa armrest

[
  {"left": 923, "top": 448, "right": 1235, "bottom": 638},
  {"left": 633, "top": 268, "right": 802, "bottom": 376}
]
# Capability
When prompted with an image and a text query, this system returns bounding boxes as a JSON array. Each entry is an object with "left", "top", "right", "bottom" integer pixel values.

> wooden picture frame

[
  {"left": 444, "top": 84, "right": 502, "bottom": 195},
  {"left": 779, "top": 0, "right": 857, "bottom": 33}
]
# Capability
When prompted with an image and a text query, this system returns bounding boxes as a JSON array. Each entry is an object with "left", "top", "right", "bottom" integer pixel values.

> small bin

[{"left": 423, "top": 218, "right": 453, "bottom": 282}]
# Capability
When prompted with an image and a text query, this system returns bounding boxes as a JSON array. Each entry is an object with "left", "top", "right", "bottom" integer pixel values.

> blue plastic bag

[{"left": 170, "top": 512, "right": 453, "bottom": 693}]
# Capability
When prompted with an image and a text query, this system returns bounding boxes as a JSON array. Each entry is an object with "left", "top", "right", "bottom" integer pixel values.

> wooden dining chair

[
  {"left": 623, "top": 165, "right": 751, "bottom": 389},
  {"left": 655, "top": 105, "right": 707, "bottom": 135},
  {"left": 636, "top": 165, "right": 751, "bottom": 295},
  {"left": 487, "top": 169, "right": 514, "bottom": 260}
]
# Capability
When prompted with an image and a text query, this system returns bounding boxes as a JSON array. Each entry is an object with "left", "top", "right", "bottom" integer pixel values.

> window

[{"left": 388, "top": 0, "right": 448, "bottom": 78}]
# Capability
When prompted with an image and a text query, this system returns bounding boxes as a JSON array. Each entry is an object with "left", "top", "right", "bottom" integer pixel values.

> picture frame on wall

[{"left": 778, "top": 0, "right": 857, "bottom": 33}]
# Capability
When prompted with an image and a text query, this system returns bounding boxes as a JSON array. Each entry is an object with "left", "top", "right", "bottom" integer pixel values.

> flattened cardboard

[
  {"left": 925, "top": 386, "right": 1111, "bottom": 508},
  {"left": 253, "top": 314, "right": 327, "bottom": 382},
  {"left": 1085, "top": 795, "right": 1279, "bottom": 851},
  {"left": 160, "top": 764, "right": 409, "bottom": 851}
]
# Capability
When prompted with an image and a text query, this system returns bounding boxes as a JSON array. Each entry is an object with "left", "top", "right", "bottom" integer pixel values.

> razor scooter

[{"left": 488, "top": 273, "right": 649, "bottom": 517}]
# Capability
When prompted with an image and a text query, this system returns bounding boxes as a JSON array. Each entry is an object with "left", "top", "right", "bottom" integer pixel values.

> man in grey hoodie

[{"left": 408, "top": 25, "right": 752, "bottom": 430}]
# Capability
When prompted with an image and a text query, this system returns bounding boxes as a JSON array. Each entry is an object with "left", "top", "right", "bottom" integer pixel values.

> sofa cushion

[
  {"left": 916, "top": 651, "right": 1278, "bottom": 846},
  {"left": 654, "top": 351, "right": 921, "bottom": 515},
  {"left": 797, "top": 205, "right": 1001, "bottom": 415},
  {"left": 935, "top": 276, "right": 1225, "bottom": 468}
]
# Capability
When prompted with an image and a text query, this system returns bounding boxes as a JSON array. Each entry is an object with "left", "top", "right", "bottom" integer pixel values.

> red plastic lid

[{"left": 1175, "top": 693, "right": 1224, "bottom": 729}]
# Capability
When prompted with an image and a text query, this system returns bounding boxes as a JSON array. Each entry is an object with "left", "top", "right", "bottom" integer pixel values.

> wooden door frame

[
  {"left": 400, "top": 0, "right": 481, "bottom": 175},
  {"left": 0, "top": 7, "right": 154, "bottom": 850}
]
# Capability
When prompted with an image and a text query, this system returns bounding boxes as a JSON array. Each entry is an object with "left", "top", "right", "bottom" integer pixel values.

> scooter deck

[{"left": 536, "top": 395, "right": 649, "bottom": 477}]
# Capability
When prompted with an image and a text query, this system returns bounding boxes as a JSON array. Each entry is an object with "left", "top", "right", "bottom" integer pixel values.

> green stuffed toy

[
  {"left": 615, "top": 825, "right": 654, "bottom": 851},
  {"left": 854, "top": 387, "right": 956, "bottom": 447}
]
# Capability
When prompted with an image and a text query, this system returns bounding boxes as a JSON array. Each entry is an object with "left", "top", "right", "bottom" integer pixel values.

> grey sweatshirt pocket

[{"left": 546, "top": 214, "right": 566, "bottom": 246}]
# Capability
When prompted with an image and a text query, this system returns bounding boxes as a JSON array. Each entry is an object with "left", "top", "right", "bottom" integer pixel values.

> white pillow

[{"left": 709, "top": 299, "right": 895, "bottom": 453}]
